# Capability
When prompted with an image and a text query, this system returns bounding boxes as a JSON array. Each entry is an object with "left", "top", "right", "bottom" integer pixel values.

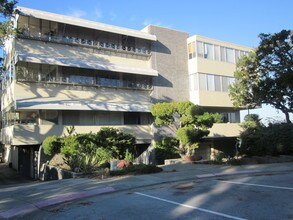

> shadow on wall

[
  {"left": 151, "top": 96, "right": 173, "bottom": 104},
  {"left": 154, "top": 40, "right": 171, "bottom": 54},
  {"left": 153, "top": 74, "right": 173, "bottom": 88}
]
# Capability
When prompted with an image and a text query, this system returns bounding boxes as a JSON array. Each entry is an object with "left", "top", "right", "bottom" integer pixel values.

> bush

[
  {"left": 43, "top": 127, "right": 136, "bottom": 172},
  {"left": 95, "top": 127, "right": 136, "bottom": 160},
  {"left": 155, "top": 137, "right": 180, "bottom": 164},
  {"left": 240, "top": 123, "right": 293, "bottom": 156},
  {"left": 42, "top": 135, "right": 61, "bottom": 156}
]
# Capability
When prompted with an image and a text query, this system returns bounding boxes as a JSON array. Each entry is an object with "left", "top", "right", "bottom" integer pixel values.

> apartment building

[
  {"left": 1, "top": 7, "right": 189, "bottom": 177},
  {"left": 1, "top": 7, "right": 251, "bottom": 178},
  {"left": 187, "top": 35, "right": 251, "bottom": 158}
]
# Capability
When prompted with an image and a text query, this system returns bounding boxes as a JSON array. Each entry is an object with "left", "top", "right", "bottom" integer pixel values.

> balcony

[
  {"left": 18, "top": 31, "right": 151, "bottom": 57},
  {"left": 1, "top": 124, "right": 153, "bottom": 146},
  {"left": 15, "top": 66, "right": 153, "bottom": 91}
]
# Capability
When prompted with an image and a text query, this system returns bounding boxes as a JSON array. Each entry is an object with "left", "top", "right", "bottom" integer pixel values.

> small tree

[
  {"left": 230, "top": 30, "right": 293, "bottom": 123},
  {"left": 95, "top": 127, "right": 136, "bottom": 160},
  {"left": 151, "top": 101, "right": 221, "bottom": 157}
]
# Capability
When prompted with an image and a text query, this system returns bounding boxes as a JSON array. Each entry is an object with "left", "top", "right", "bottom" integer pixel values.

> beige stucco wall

[
  {"left": 2, "top": 81, "right": 15, "bottom": 111},
  {"left": 15, "top": 39, "right": 151, "bottom": 69},
  {"left": 14, "top": 82, "right": 151, "bottom": 106},
  {"left": 208, "top": 123, "right": 242, "bottom": 137},
  {"left": 197, "top": 90, "right": 233, "bottom": 107},
  {"left": 2, "top": 124, "right": 153, "bottom": 146}
]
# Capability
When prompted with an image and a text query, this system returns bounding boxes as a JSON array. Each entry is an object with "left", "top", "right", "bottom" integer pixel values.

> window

[
  {"left": 226, "top": 48, "right": 235, "bottom": 63},
  {"left": 197, "top": 41, "right": 204, "bottom": 58},
  {"left": 220, "top": 46, "right": 226, "bottom": 62},
  {"left": 204, "top": 43, "right": 214, "bottom": 59},
  {"left": 235, "top": 49, "right": 240, "bottom": 63},
  {"left": 40, "top": 110, "right": 58, "bottom": 124},
  {"left": 228, "top": 77, "right": 235, "bottom": 86},
  {"left": 188, "top": 42, "right": 196, "bottom": 59},
  {"left": 221, "top": 76, "right": 229, "bottom": 92},
  {"left": 207, "top": 74, "right": 215, "bottom": 91},
  {"left": 214, "top": 45, "right": 220, "bottom": 61},
  {"left": 97, "top": 111, "right": 121, "bottom": 125},
  {"left": 63, "top": 111, "right": 80, "bottom": 125},
  {"left": 18, "top": 111, "right": 39, "bottom": 124},
  {"left": 199, "top": 73, "right": 207, "bottom": 91},
  {"left": 124, "top": 112, "right": 140, "bottom": 125},
  {"left": 214, "top": 75, "right": 221, "bottom": 91}
]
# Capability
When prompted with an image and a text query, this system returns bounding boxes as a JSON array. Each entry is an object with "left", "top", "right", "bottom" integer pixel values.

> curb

[{"left": 0, "top": 186, "right": 115, "bottom": 219}]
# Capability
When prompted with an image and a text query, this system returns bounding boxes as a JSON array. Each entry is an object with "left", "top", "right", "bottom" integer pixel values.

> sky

[{"left": 13, "top": 0, "right": 293, "bottom": 123}]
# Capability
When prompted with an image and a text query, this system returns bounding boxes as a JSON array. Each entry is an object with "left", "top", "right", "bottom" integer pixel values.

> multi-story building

[
  {"left": 1, "top": 7, "right": 251, "bottom": 178},
  {"left": 187, "top": 35, "right": 251, "bottom": 158}
]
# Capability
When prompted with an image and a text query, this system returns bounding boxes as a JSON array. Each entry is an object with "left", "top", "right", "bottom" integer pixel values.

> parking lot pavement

[{"left": 17, "top": 171, "right": 293, "bottom": 220}]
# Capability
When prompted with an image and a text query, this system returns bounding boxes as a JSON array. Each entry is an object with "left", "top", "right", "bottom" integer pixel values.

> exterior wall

[
  {"left": 188, "top": 35, "right": 252, "bottom": 109},
  {"left": 145, "top": 25, "right": 189, "bottom": 102},
  {"left": 2, "top": 124, "right": 152, "bottom": 146},
  {"left": 15, "top": 39, "right": 151, "bottom": 70},
  {"left": 208, "top": 123, "right": 242, "bottom": 137},
  {"left": 1, "top": 81, "right": 15, "bottom": 111},
  {"left": 14, "top": 82, "right": 152, "bottom": 106},
  {"left": 3, "top": 145, "right": 19, "bottom": 170},
  {"left": 197, "top": 90, "right": 234, "bottom": 107}
]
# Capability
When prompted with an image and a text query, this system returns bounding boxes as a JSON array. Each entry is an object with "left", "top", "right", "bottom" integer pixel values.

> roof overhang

[
  {"left": 15, "top": 6, "right": 157, "bottom": 41},
  {"left": 16, "top": 54, "right": 158, "bottom": 77}
]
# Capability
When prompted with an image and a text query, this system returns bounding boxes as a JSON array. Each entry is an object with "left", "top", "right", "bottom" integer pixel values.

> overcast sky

[{"left": 14, "top": 0, "right": 293, "bottom": 123}]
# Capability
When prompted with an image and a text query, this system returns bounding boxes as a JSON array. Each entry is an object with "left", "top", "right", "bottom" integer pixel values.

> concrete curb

[{"left": 0, "top": 186, "right": 115, "bottom": 219}]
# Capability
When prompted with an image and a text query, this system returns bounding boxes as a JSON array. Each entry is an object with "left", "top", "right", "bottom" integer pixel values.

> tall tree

[
  {"left": 230, "top": 30, "right": 293, "bottom": 123},
  {"left": 151, "top": 101, "right": 221, "bottom": 157},
  {"left": 0, "top": 0, "right": 17, "bottom": 45}
]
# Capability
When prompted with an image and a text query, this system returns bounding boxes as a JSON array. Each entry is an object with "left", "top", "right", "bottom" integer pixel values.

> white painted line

[
  {"left": 218, "top": 180, "right": 293, "bottom": 190},
  {"left": 134, "top": 192, "right": 247, "bottom": 220}
]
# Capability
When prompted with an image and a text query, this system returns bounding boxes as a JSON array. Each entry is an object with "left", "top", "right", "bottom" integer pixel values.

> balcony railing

[
  {"left": 18, "top": 31, "right": 151, "bottom": 56},
  {"left": 15, "top": 66, "right": 153, "bottom": 90}
]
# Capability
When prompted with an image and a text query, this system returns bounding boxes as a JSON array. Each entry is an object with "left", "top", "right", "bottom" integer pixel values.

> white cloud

[{"left": 66, "top": 8, "right": 87, "bottom": 18}]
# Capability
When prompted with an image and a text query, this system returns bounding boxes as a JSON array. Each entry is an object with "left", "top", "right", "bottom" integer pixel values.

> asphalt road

[{"left": 20, "top": 171, "right": 293, "bottom": 220}]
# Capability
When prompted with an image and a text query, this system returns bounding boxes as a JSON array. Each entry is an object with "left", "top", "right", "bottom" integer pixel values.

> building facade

[
  {"left": 187, "top": 35, "right": 251, "bottom": 158},
  {"left": 1, "top": 7, "right": 251, "bottom": 178}
]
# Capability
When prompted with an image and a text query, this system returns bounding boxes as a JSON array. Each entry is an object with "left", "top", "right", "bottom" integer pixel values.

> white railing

[{"left": 18, "top": 31, "right": 151, "bottom": 56}]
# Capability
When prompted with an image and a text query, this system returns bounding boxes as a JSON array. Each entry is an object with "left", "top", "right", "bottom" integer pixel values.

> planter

[{"left": 183, "top": 155, "right": 202, "bottom": 162}]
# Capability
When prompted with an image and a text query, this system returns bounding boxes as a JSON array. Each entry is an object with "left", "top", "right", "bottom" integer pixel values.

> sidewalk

[{"left": 1, "top": 162, "right": 293, "bottom": 219}]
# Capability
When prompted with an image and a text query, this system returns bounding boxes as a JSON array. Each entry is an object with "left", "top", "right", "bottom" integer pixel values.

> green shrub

[
  {"left": 43, "top": 127, "right": 137, "bottom": 172},
  {"left": 240, "top": 122, "right": 293, "bottom": 156},
  {"left": 95, "top": 127, "right": 136, "bottom": 160},
  {"left": 42, "top": 135, "right": 61, "bottom": 156},
  {"left": 155, "top": 137, "right": 180, "bottom": 165},
  {"left": 124, "top": 149, "right": 134, "bottom": 162},
  {"left": 95, "top": 147, "right": 113, "bottom": 166}
]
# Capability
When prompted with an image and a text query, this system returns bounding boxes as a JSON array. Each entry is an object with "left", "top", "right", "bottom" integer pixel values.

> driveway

[{"left": 0, "top": 163, "right": 34, "bottom": 186}]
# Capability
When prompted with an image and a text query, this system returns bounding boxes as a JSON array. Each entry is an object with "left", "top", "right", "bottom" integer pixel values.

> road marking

[
  {"left": 134, "top": 192, "right": 247, "bottom": 220},
  {"left": 218, "top": 180, "right": 293, "bottom": 190}
]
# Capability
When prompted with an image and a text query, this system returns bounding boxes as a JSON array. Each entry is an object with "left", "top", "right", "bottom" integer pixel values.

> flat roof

[{"left": 15, "top": 6, "right": 157, "bottom": 41}]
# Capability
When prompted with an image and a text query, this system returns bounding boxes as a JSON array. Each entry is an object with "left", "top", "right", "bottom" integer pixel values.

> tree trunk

[{"left": 284, "top": 111, "right": 291, "bottom": 124}]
